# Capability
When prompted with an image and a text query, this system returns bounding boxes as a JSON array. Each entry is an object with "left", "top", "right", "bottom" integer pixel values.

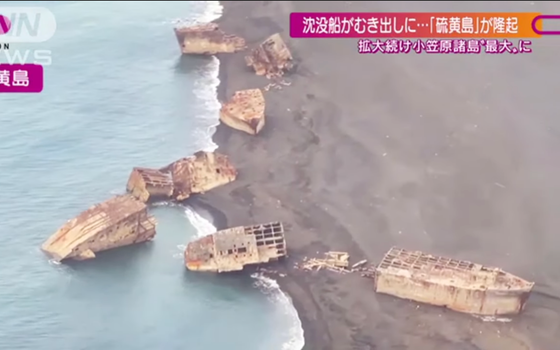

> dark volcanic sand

[{"left": 195, "top": 1, "right": 560, "bottom": 349}]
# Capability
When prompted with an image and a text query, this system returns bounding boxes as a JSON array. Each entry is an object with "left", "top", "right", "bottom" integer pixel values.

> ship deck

[
  {"left": 133, "top": 167, "right": 172, "bottom": 187},
  {"left": 185, "top": 221, "right": 286, "bottom": 272},
  {"left": 41, "top": 194, "right": 147, "bottom": 258},
  {"left": 376, "top": 247, "right": 534, "bottom": 291}
]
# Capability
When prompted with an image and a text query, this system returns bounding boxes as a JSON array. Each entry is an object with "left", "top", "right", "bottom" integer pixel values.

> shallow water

[{"left": 0, "top": 2, "right": 303, "bottom": 349}]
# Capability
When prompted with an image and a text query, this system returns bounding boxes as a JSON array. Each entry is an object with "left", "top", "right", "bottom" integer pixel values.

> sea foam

[
  {"left": 183, "top": 204, "right": 305, "bottom": 350},
  {"left": 183, "top": 5, "right": 305, "bottom": 347}
]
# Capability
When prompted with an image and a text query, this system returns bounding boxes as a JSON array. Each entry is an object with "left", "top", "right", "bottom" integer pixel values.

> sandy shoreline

[{"left": 194, "top": 1, "right": 560, "bottom": 349}]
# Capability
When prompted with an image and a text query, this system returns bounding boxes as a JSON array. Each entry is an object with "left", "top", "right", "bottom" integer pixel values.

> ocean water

[{"left": 0, "top": 2, "right": 304, "bottom": 349}]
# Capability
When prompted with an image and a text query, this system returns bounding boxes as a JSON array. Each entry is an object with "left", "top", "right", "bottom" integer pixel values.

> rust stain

[
  {"left": 245, "top": 33, "right": 294, "bottom": 79},
  {"left": 174, "top": 23, "right": 246, "bottom": 55},
  {"left": 374, "top": 247, "right": 535, "bottom": 316},
  {"left": 184, "top": 221, "right": 287, "bottom": 273},
  {"left": 126, "top": 167, "right": 173, "bottom": 202},
  {"left": 41, "top": 194, "right": 157, "bottom": 262},
  {"left": 126, "top": 151, "right": 237, "bottom": 203},
  {"left": 220, "top": 89, "right": 266, "bottom": 135}
]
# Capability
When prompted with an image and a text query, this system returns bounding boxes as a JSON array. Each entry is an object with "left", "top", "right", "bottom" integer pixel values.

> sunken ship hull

[
  {"left": 185, "top": 222, "right": 286, "bottom": 273},
  {"left": 374, "top": 247, "right": 534, "bottom": 316},
  {"left": 245, "top": 33, "right": 294, "bottom": 78},
  {"left": 41, "top": 194, "right": 157, "bottom": 262},
  {"left": 174, "top": 23, "right": 245, "bottom": 55},
  {"left": 220, "top": 89, "right": 266, "bottom": 135},
  {"left": 126, "top": 151, "right": 237, "bottom": 203}
]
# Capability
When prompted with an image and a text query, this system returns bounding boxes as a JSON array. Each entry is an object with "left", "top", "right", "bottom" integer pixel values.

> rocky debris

[
  {"left": 127, "top": 151, "right": 237, "bottom": 203},
  {"left": 220, "top": 89, "right": 266, "bottom": 135},
  {"left": 245, "top": 33, "right": 294, "bottom": 79},
  {"left": 263, "top": 79, "right": 292, "bottom": 92},
  {"left": 296, "top": 251, "right": 350, "bottom": 273},
  {"left": 174, "top": 23, "right": 246, "bottom": 55},
  {"left": 352, "top": 259, "right": 368, "bottom": 269},
  {"left": 293, "top": 252, "right": 375, "bottom": 275},
  {"left": 41, "top": 194, "right": 157, "bottom": 262},
  {"left": 360, "top": 266, "right": 377, "bottom": 278}
]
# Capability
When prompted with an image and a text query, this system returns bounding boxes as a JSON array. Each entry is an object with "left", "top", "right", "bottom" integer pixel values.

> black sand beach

[{"left": 198, "top": 1, "right": 560, "bottom": 349}]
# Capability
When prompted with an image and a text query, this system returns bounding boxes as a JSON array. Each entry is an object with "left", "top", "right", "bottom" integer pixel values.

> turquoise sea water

[{"left": 0, "top": 2, "right": 303, "bottom": 349}]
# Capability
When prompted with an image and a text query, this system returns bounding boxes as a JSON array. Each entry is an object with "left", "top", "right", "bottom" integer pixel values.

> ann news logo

[{"left": 0, "top": 7, "right": 56, "bottom": 66}]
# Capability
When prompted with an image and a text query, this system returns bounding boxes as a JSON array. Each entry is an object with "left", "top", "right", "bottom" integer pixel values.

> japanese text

[
  {"left": 431, "top": 16, "right": 518, "bottom": 35},
  {"left": 0, "top": 68, "right": 29, "bottom": 86},
  {"left": 357, "top": 39, "right": 532, "bottom": 54},
  {"left": 302, "top": 16, "right": 418, "bottom": 35}
]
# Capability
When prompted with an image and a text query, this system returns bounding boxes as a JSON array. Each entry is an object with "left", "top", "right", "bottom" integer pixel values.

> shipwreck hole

[{"left": 216, "top": 169, "right": 221, "bottom": 174}]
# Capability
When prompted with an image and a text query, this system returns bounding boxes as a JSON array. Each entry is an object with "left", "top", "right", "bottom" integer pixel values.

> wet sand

[{"left": 197, "top": 1, "right": 560, "bottom": 349}]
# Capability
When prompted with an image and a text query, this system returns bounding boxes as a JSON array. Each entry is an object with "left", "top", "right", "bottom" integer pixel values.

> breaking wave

[
  {"left": 183, "top": 205, "right": 216, "bottom": 238},
  {"left": 184, "top": 203, "right": 305, "bottom": 350},
  {"left": 252, "top": 273, "right": 306, "bottom": 350},
  {"left": 191, "top": 55, "right": 220, "bottom": 153},
  {"left": 179, "top": 3, "right": 305, "bottom": 349},
  {"left": 188, "top": 0, "right": 222, "bottom": 153}
]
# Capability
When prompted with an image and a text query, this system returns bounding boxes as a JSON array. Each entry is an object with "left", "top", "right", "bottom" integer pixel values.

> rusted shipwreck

[
  {"left": 174, "top": 23, "right": 246, "bottom": 55},
  {"left": 126, "top": 151, "right": 237, "bottom": 203},
  {"left": 220, "top": 89, "right": 266, "bottom": 135},
  {"left": 245, "top": 33, "right": 294, "bottom": 78},
  {"left": 374, "top": 247, "right": 535, "bottom": 316},
  {"left": 41, "top": 194, "right": 157, "bottom": 262},
  {"left": 185, "top": 221, "right": 287, "bottom": 273}
]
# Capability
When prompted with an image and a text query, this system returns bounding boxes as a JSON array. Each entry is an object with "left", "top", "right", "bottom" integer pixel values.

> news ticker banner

[
  {"left": 358, "top": 38, "right": 532, "bottom": 55},
  {"left": 290, "top": 12, "right": 552, "bottom": 38},
  {"left": 0, "top": 64, "right": 43, "bottom": 93}
]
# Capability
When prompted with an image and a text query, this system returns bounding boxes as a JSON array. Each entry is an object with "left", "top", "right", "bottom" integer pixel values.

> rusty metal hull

[
  {"left": 185, "top": 222, "right": 286, "bottom": 273},
  {"left": 41, "top": 194, "right": 157, "bottom": 262},
  {"left": 245, "top": 33, "right": 293, "bottom": 78},
  {"left": 126, "top": 151, "right": 237, "bottom": 203},
  {"left": 174, "top": 23, "right": 246, "bottom": 55},
  {"left": 220, "top": 89, "right": 266, "bottom": 135},
  {"left": 374, "top": 247, "right": 534, "bottom": 316},
  {"left": 127, "top": 167, "right": 173, "bottom": 202}
]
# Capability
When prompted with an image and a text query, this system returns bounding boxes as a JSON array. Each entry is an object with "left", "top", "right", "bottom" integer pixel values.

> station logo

[
  {"left": 0, "top": 7, "right": 56, "bottom": 66},
  {"left": 0, "top": 7, "right": 56, "bottom": 42},
  {"left": 0, "top": 14, "right": 11, "bottom": 35}
]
